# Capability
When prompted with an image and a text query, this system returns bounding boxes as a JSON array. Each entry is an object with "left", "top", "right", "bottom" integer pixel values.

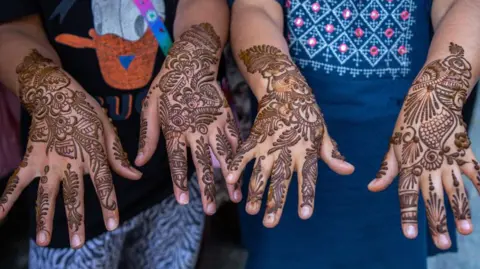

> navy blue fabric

[{"left": 239, "top": 0, "right": 457, "bottom": 268}]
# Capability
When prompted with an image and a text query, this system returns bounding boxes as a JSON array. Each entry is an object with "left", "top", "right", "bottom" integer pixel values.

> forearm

[
  {"left": 0, "top": 15, "right": 60, "bottom": 96},
  {"left": 174, "top": 0, "right": 229, "bottom": 60},
  {"left": 424, "top": 0, "right": 480, "bottom": 93},
  {"left": 231, "top": 0, "right": 289, "bottom": 99}
]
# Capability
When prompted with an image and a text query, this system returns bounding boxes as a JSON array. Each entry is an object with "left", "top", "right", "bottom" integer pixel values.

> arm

[
  {"left": 136, "top": 0, "right": 243, "bottom": 214},
  {"left": 0, "top": 15, "right": 140, "bottom": 248},
  {"left": 227, "top": 0, "right": 354, "bottom": 227},
  {"left": 370, "top": 0, "right": 480, "bottom": 250}
]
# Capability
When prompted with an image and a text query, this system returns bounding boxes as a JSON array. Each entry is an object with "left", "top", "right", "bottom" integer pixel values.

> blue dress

[{"left": 238, "top": 0, "right": 457, "bottom": 268}]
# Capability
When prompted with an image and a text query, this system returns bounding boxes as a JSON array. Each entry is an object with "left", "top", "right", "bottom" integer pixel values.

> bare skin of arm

[
  {"left": 0, "top": 15, "right": 141, "bottom": 249},
  {"left": 370, "top": 0, "right": 480, "bottom": 250}
]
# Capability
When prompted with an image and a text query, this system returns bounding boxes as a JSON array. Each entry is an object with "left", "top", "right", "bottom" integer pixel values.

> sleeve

[{"left": 0, "top": 0, "right": 40, "bottom": 24}]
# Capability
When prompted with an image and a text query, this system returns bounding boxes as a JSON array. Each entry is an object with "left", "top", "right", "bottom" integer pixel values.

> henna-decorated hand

[
  {"left": 369, "top": 43, "right": 479, "bottom": 250},
  {"left": 135, "top": 23, "right": 242, "bottom": 215},
  {"left": 0, "top": 50, "right": 142, "bottom": 249},
  {"left": 226, "top": 45, "right": 355, "bottom": 227}
]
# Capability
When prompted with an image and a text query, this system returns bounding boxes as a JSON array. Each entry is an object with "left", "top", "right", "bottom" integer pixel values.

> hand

[
  {"left": 226, "top": 45, "right": 355, "bottom": 227},
  {"left": 369, "top": 43, "right": 479, "bottom": 249},
  {"left": 135, "top": 23, "right": 242, "bottom": 215},
  {"left": 0, "top": 50, "right": 142, "bottom": 248}
]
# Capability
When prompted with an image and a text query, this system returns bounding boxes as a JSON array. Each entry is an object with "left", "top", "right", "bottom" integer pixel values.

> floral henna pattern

[
  {"left": 17, "top": 50, "right": 116, "bottom": 210},
  {"left": 36, "top": 166, "right": 50, "bottom": 234},
  {"left": 330, "top": 139, "right": 345, "bottom": 161},
  {"left": 0, "top": 145, "right": 33, "bottom": 211},
  {"left": 237, "top": 45, "right": 325, "bottom": 215},
  {"left": 113, "top": 137, "right": 130, "bottom": 168},
  {"left": 155, "top": 23, "right": 226, "bottom": 191},
  {"left": 301, "top": 146, "right": 318, "bottom": 208},
  {"left": 62, "top": 163, "right": 82, "bottom": 232},
  {"left": 216, "top": 127, "right": 233, "bottom": 165},
  {"left": 450, "top": 170, "right": 471, "bottom": 220},
  {"left": 394, "top": 43, "right": 472, "bottom": 228},
  {"left": 195, "top": 136, "right": 216, "bottom": 202},
  {"left": 248, "top": 156, "right": 266, "bottom": 204}
]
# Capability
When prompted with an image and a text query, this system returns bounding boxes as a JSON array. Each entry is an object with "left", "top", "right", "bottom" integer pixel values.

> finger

[
  {"left": 443, "top": 167, "right": 472, "bottom": 235},
  {"left": 246, "top": 155, "right": 272, "bottom": 215},
  {"left": 89, "top": 153, "right": 119, "bottom": 231},
  {"left": 398, "top": 166, "right": 421, "bottom": 239},
  {"left": 135, "top": 88, "right": 160, "bottom": 166},
  {"left": 35, "top": 165, "right": 59, "bottom": 247},
  {"left": 226, "top": 135, "right": 257, "bottom": 184},
  {"left": 210, "top": 126, "right": 241, "bottom": 203},
  {"left": 368, "top": 146, "right": 399, "bottom": 192},
  {"left": 458, "top": 149, "right": 480, "bottom": 194},
  {"left": 0, "top": 165, "right": 35, "bottom": 219},
  {"left": 61, "top": 163, "right": 86, "bottom": 249},
  {"left": 191, "top": 136, "right": 217, "bottom": 215},
  {"left": 422, "top": 173, "right": 451, "bottom": 250},
  {"left": 318, "top": 132, "right": 354, "bottom": 175},
  {"left": 297, "top": 147, "right": 318, "bottom": 220},
  {"left": 166, "top": 133, "right": 189, "bottom": 205},
  {"left": 103, "top": 116, "right": 142, "bottom": 180},
  {"left": 225, "top": 112, "right": 244, "bottom": 202},
  {"left": 263, "top": 152, "right": 294, "bottom": 228}
]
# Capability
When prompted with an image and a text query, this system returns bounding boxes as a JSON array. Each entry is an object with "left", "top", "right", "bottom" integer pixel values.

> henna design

[
  {"left": 301, "top": 146, "right": 318, "bottom": 208},
  {"left": 226, "top": 112, "right": 241, "bottom": 143},
  {"left": 451, "top": 170, "right": 471, "bottom": 220},
  {"left": 238, "top": 45, "right": 325, "bottom": 215},
  {"left": 393, "top": 44, "right": 473, "bottom": 230},
  {"left": 62, "top": 163, "right": 82, "bottom": 232},
  {"left": 473, "top": 160, "right": 480, "bottom": 187},
  {"left": 138, "top": 116, "right": 147, "bottom": 152},
  {"left": 36, "top": 166, "right": 50, "bottom": 234},
  {"left": 248, "top": 156, "right": 266, "bottom": 204},
  {"left": 154, "top": 24, "right": 227, "bottom": 189},
  {"left": 195, "top": 136, "right": 215, "bottom": 202},
  {"left": 426, "top": 176, "right": 447, "bottom": 236},
  {"left": 113, "top": 137, "right": 130, "bottom": 167},
  {"left": 17, "top": 50, "right": 116, "bottom": 210},
  {"left": 376, "top": 152, "right": 389, "bottom": 179},
  {"left": 330, "top": 139, "right": 345, "bottom": 161},
  {"left": 215, "top": 127, "right": 233, "bottom": 165}
]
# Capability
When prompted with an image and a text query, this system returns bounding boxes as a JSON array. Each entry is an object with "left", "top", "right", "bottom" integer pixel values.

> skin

[
  {"left": 0, "top": 49, "right": 142, "bottom": 249},
  {"left": 369, "top": 0, "right": 480, "bottom": 251},
  {"left": 135, "top": 0, "right": 243, "bottom": 214}
]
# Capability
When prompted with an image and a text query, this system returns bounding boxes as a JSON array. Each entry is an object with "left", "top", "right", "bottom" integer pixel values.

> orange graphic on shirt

[{"left": 56, "top": 29, "right": 158, "bottom": 90}]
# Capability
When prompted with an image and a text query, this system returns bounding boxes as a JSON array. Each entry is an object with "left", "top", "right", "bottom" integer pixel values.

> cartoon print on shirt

[{"left": 52, "top": 0, "right": 166, "bottom": 90}]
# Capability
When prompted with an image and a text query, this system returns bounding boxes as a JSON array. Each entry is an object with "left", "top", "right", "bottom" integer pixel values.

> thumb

[
  {"left": 135, "top": 90, "right": 160, "bottom": 167},
  {"left": 319, "top": 131, "right": 355, "bottom": 176},
  {"left": 368, "top": 145, "right": 398, "bottom": 192}
]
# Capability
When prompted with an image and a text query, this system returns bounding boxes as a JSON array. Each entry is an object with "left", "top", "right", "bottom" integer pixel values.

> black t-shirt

[{"left": 1, "top": 0, "right": 201, "bottom": 248}]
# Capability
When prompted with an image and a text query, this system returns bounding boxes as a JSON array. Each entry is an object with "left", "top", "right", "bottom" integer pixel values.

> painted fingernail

[
  {"left": 407, "top": 225, "right": 416, "bottom": 237},
  {"left": 301, "top": 206, "right": 312, "bottom": 218},
  {"left": 37, "top": 231, "right": 47, "bottom": 244},
  {"left": 460, "top": 220, "right": 471, "bottom": 231},
  {"left": 207, "top": 203, "right": 216, "bottom": 215},
  {"left": 179, "top": 193, "right": 189, "bottom": 205},
  {"left": 233, "top": 190, "right": 242, "bottom": 201},
  {"left": 107, "top": 218, "right": 118, "bottom": 231},
  {"left": 438, "top": 234, "right": 449, "bottom": 246},
  {"left": 71, "top": 234, "right": 81, "bottom": 248}
]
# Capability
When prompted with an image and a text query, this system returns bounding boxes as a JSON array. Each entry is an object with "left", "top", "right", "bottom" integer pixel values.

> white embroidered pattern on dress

[{"left": 287, "top": 0, "right": 417, "bottom": 78}]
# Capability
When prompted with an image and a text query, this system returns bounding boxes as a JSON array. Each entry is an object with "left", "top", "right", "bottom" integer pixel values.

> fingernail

[
  {"left": 207, "top": 203, "right": 216, "bottom": 215},
  {"left": 301, "top": 206, "right": 312, "bottom": 218},
  {"left": 246, "top": 202, "right": 256, "bottom": 212},
  {"left": 37, "top": 231, "right": 47, "bottom": 244},
  {"left": 368, "top": 179, "right": 377, "bottom": 188},
  {"left": 460, "top": 220, "right": 471, "bottom": 231},
  {"left": 179, "top": 193, "right": 189, "bottom": 205},
  {"left": 107, "top": 218, "right": 118, "bottom": 231},
  {"left": 71, "top": 234, "right": 81, "bottom": 248},
  {"left": 438, "top": 234, "right": 449, "bottom": 246},
  {"left": 407, "top": 225, "right": 416, "bottom": 237},
  {"left": 233, "top": 190, "right": 242, "bottom": 201},
  {"left": 135, "top": 153, "right": 144, "bottom": 163},
  {"left": 227, "top": 173, "right": 234, "bottom": 183},
  {"left": 129, "top": 166, "right": 143, "bottom": 177},
  {"left": 264, "top": 213, "right": 275, "bottom": 225}
]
